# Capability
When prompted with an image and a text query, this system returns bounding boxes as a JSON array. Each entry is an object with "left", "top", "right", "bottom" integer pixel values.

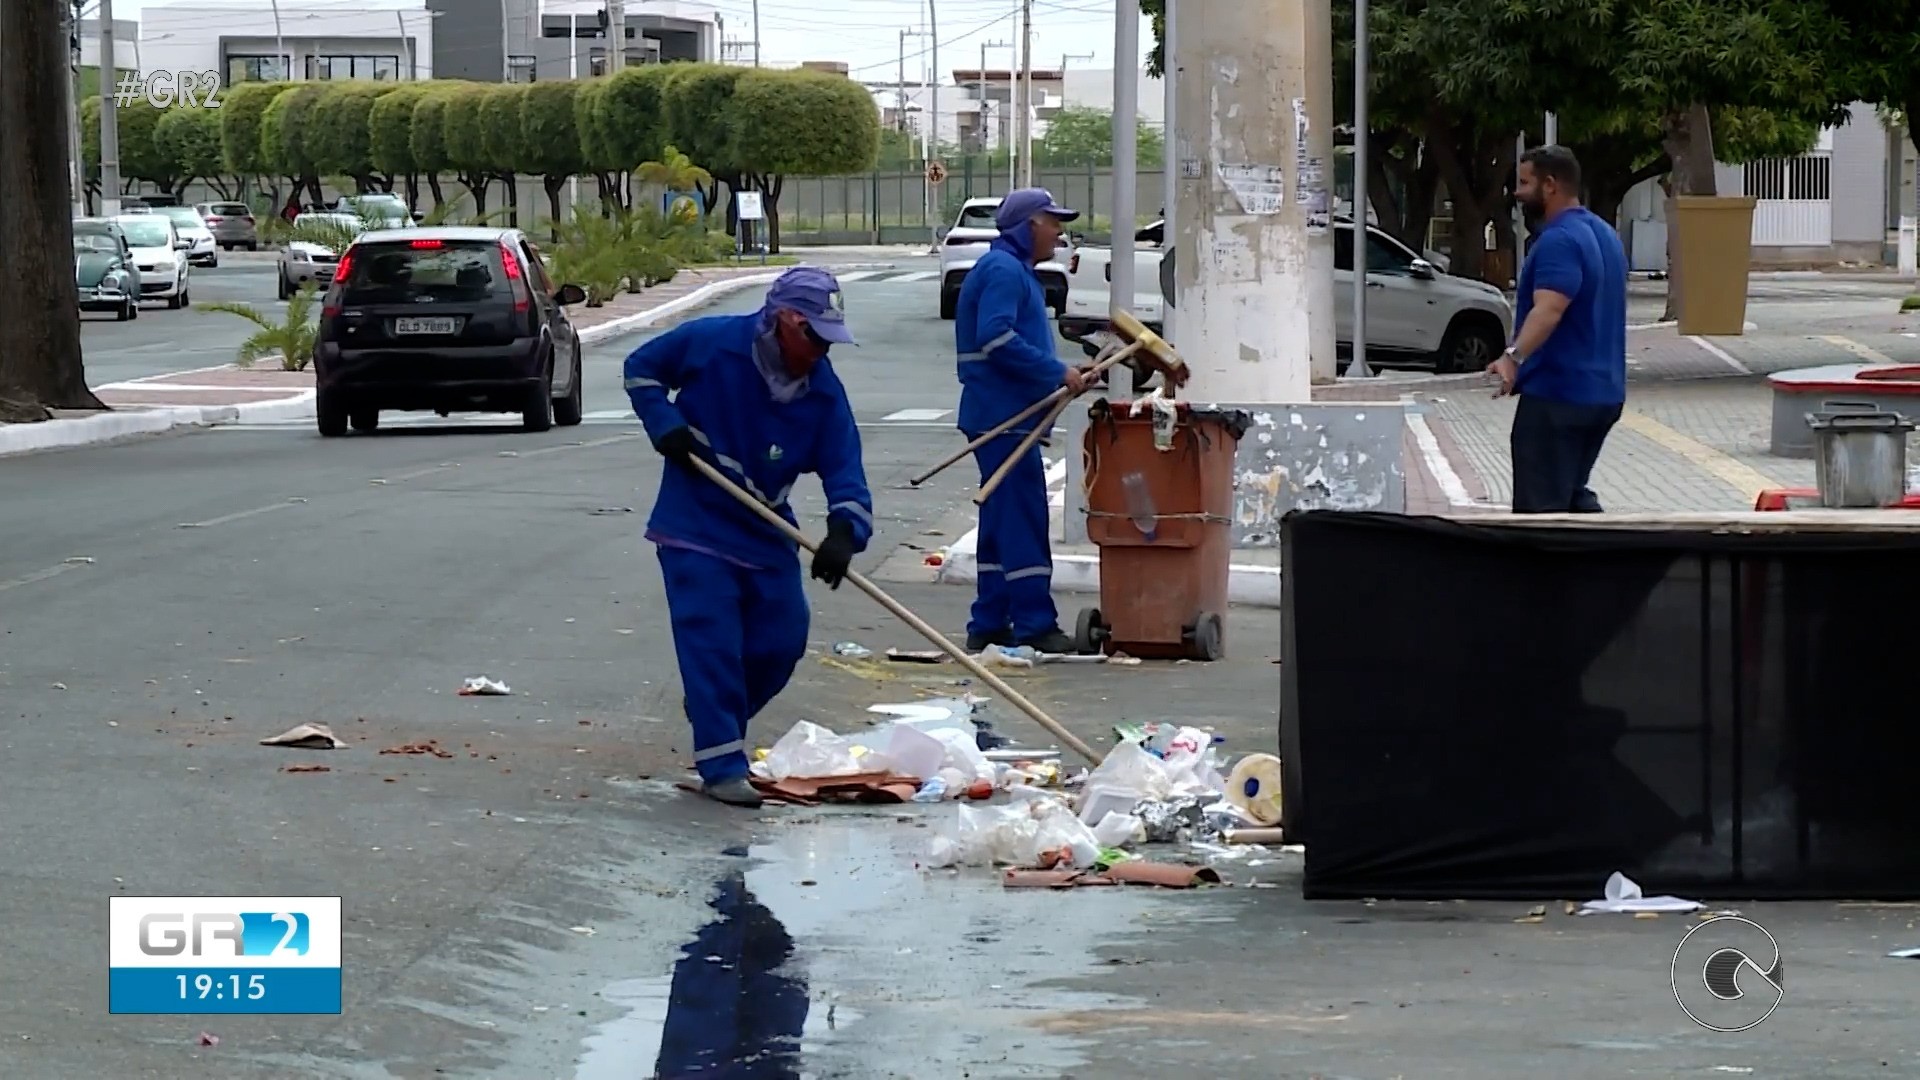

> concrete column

[{"left": 1170, "top": 0, "right": 1336, "bottom": 401}]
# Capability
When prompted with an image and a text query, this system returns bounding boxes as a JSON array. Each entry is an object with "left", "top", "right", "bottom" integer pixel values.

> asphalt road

[{"left": 10, "top": 268, "right": 1917, "bottom": 1079}]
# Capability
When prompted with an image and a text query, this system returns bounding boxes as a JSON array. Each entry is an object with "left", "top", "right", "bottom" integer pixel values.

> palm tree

[
  {"left": 202, "top": 284, "right": 322, "bottom": 371},
  {"left": 635, "top": 145, "right": 714, "bottom": 195}
]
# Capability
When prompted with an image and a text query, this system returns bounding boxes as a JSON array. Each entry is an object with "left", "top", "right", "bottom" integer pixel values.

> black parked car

[{"left": 313, "top": 227, "right": 588, "bottom": 436}]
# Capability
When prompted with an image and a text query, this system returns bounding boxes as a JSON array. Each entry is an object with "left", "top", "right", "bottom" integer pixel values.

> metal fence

[{"left": 120, "top": 158, "right": 1165, "bottom": 246}]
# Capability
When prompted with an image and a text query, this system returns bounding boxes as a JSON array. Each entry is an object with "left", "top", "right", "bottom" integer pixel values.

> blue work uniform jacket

[
  {"left": 954, "top": 226, "right": 1069, "bottom": 437},
  {"left": 623, "top": 313, "right": 875, "bottom": 570}
]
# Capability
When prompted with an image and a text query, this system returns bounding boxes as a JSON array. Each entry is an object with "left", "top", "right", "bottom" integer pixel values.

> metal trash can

[
  {"left": 1805, "top": 406, "right": 1915, "bottom": 508},
  {"left": 1072, "top": 399, "right": 1251, "bottom": 661}
]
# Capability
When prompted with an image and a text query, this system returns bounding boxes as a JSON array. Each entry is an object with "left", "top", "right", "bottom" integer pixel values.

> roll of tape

[{"left": 1226, "top": 752, "right": 1283, "bottom": 827}]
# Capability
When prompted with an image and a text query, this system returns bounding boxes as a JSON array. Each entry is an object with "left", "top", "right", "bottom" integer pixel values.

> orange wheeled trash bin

[{"left": 1072, "top": 399, "right": 1251, "bottom": 660}]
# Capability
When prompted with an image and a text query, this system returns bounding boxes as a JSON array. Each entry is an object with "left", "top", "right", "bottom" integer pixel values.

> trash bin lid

[{"left": 1804, "top": 410, "right": 1916, "bottom": 432}]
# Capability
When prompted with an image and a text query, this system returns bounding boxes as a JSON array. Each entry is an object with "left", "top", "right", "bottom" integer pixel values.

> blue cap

[
  {"left": 765, "top": 265, "right": 854, "bottom": 345},
  {"left": 995, "top": 187, "right": 1080, "bottom": 230}
]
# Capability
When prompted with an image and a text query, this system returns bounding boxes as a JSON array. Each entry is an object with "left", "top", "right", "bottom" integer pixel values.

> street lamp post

[{"left": 1349, "top": 0, "right": 1373, "bottom": 378}]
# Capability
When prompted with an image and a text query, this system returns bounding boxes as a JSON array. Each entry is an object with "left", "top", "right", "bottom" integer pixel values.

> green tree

[
  {"left": 1036, "top": 106, "right": 1164, "bottom": 168},
  {"left": 600, "top": 65, "right": 673, "bottom": 173},
  {"left": 409, "top": 86, "right": 458, "bottom": 209},
  {"left": 726, "top": 68, "right": 879, "bottom": 251},
  {"left": 1821, "top": 0, "right": 1920, "bottom": 173},
  {"left": 521, "top": 80, "right": 587, "bottom": 234},
  {"left": 441, "top": 83, "right": 497, "bottom": 213},
  {"left": 369, "top": 82, "right": 431, "bottom": 209},
  {"left": 154, "top": 107, "right": 233, "bottom": 198},
  {"left": 876, "top": 126, "right": 920, "bottom": 168},
  {"left": 220, "top": 81, "right": 292, "bottom": 186},
  {"left": 117, "top": 100, "right": 181, "bottom": 194},
  {"left": 203, "top": 285, "right": 321, "bottom": 371},
  {"left": 260, "top": 83, "right": 329, "bottom": 206},
  {"left": 478, "top": 84, "right": 528, "bottom": 224},
  {"left": 573, "top": 78, "right": 624, "bottom": 211},
  {"left": 307, "top": 82, "right": 402, "bottom": 193},
  {"left": 662, "top": 64, "right": 747, "bottom": 219}
]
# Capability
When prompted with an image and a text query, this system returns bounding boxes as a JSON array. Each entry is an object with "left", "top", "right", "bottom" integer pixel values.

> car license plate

[{"left": 395, "top": 317, "right": 457, "bottom": 335}]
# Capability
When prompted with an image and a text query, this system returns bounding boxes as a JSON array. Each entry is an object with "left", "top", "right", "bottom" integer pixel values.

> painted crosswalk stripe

[
  {"left": 835, "top": 270, "right": 879, "bottom": 282},
  {"left": 892, "top": 269, "right": 939, "bottom": 282},
  {"left": 880, "top": 408, "right": 951, "bottom": 422}
]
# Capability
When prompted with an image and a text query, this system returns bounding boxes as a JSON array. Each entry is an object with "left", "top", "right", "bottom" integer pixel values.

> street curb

[
  {"left": 932, "top": 527, "right": 1284, "bottom": 609},
  {"left": 573, "top": 262, "right": 897, "bottom": 345}
]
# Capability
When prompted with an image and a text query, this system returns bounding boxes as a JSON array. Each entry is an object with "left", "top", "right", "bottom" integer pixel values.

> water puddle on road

[{"left": 576, "top": 815, "right": 1156, "bottom": 1078}]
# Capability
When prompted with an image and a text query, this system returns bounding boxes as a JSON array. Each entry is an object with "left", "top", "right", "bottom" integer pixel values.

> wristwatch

[{"left": 1503, "top": 346, "right": 1521, "bottom": 364}]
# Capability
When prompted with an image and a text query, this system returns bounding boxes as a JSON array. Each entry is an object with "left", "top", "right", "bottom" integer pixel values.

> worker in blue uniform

[
  {"left": 624, "top": 266, "right": 874, "bottom": 809},
  {"left": 954, "top": 187, "right": 1093, "bottom": 655}
]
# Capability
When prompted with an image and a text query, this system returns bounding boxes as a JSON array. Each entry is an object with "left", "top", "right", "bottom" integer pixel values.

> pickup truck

[
  {"left": 1059, "top": 219, "right": 1514, "bottom": 374},
  {"left": 937, "top": 196, "right": 1071, "bottom": 320}
]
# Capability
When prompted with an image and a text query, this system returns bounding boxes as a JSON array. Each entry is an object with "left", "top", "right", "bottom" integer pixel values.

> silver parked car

[
  {"left": 278, "top": 212, "right": 355, "bottom": 298},
  {"left": 196, "top": 201, "right": 259, "bottom": 251}
]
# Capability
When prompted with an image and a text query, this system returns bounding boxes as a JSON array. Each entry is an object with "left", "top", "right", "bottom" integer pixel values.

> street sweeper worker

[
  {"left": 952, "top": 187, "right": 1092, "bottom": 656},
  {"left": 623, "top": 265, "right": 874, "bottom": 809}
]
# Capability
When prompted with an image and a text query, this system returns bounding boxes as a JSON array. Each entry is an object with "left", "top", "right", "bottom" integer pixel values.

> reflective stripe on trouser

[
  {"left": 968, "top": 432, "right": 1057, "bottom": 640},
  {"left": 657, "top": 545, "right": 811, "bottom": 784}
]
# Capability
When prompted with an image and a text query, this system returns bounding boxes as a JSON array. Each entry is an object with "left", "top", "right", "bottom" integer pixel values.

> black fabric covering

[{"left": 1280, "top": 510, "right": 1920, "bottom": 900}]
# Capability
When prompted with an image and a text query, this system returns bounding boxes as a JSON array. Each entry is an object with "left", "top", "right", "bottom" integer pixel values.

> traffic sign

[{"left": 926, "top": 161, "right": 948, "bottom": 185}]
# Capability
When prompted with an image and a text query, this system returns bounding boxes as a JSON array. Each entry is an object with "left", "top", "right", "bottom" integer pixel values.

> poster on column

[{"left": 1291, "top": 98, "right": 1328, "bottom": 234}]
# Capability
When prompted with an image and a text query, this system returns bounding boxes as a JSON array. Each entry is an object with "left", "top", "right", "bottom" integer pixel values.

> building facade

[
  {"left": 140, "top": 2, "right": 435, "bottom": 85},
  {"left": 429, "top": 0, "right": 720, "bottom": 84}
]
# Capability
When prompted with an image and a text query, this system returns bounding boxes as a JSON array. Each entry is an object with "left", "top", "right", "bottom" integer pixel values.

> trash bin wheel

[
  {"left": 1073, "top": 607, "right": 1106, "bottom": 655},
  {"left": 1191, "top": 612, "right": 1224, "bottom": 661}
]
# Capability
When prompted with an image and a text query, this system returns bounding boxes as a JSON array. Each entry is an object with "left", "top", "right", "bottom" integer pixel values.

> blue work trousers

[
  {"left": 968, "top": 433, "right": 1057, "bottom": 641},
  {"left": 657, "top": 546, "right": 810, "bottom": 784}
]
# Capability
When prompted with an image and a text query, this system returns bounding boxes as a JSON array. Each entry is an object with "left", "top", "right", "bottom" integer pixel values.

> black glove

[
  {"left": 811, "top": 517, "right": 857, "bottom": 590},
  {"left": 653, "top": 426, "right": 705, "bottom": 469}
]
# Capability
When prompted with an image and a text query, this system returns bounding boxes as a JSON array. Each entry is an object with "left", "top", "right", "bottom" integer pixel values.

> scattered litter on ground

[
  {"left": 1225, "top": 753, "right": 1283, "bottom": 826},
  {"left": 380, "top": 741, "right": 455, "bottom": 759},
  {"left": 886, "top": 648, "right": 949, "bottom": 664},
  {"left": 831, "top": 642, "right": 873, "bottom": 658},
  {"left": 1513, "top": 905, "right": 1548, "bottom": 924},
  {"left": 197, "top": 1032, "right": 219, "bottom": 1047},
  {"left": 590, "top": 506, "right": 633, "bottom": 515},
  {"left": 50, "top": 682, "right": 67, "bottom": 690},
  {"left": 1224, "top": 827, "right": 1285, "bottom": 845},
  {"left": 279, "top": 764, "right": 331, "bottom": 774},
  {"left": 260, "top": 723, "right": 347, "bottom": 750},
  {"left": 1580, "top": 872, "right": 1703, "bottom": 915},
  {"left": 459, "top": 676, "right": 511, "bottom": 696},
  {"left": 1887, "top": 947, "right": 1920, "bottom": 959},
  {"left": 569, "top": 926, "right": 596, "bottom": 936}
]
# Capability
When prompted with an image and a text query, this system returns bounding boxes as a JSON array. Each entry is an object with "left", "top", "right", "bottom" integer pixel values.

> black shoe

[
  {"left": 703, "top": 777, "right": 764, "bottom": 809},
  {"left": 1016, "top": 628, "right": 1077, "bottom": 655},
  {"left": 965, "top": 629, "right": 1014, "bottom": 652}
]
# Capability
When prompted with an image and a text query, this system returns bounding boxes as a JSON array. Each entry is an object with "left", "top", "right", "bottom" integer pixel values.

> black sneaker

[
  {"left": 703, "top": 777, "right": 764, "bottom": 809},
  {"left": 965, "top": 628, "right": 1014, "bottom": 652},
  {"left": 1016, "top": 628, "right": 1078, "bottom": 655}
]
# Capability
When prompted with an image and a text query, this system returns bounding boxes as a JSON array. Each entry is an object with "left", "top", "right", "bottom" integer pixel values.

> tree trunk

[
  {"left": 304, "top": 175, "right": 324, "bottom": 206},
  {"left": 426, "top": 172, "right": 445, "bottom": 209},
  {"left": 405, "top": 171, "right": 419, "bottom": 210},
  {"left": 461, "top": 173, "right": 490, "bottom": 214},
  {"left": 543, "top": 175, "right": 565, "bottom": 240},
  {"left": 500, "top": 173, "right": 519, "bottom": 226},
  {"left": 765, "top": 174, "right": 786, "bottom": 254},
  {"left": 0, "top": 0, "right": 104, "bottom": 419},
  {"left": 1659, "top": 103, "right": 1720, "bottom": 322},
  {"left": 1427, "top": 114, "right": 1517, "bottom": 285},
  {"left": 1368, "top": 130, "right": 1439, "bottom": 252},
  {"left": 1586, "top": 153, "right": 1669, "bottom": 229}
]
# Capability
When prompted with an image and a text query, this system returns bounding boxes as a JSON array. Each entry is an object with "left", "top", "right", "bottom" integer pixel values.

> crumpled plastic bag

[
  {"left": 1580, "top": 871, "right": 1703, "bottom": 915},
  {"left": 758, "top": 720, "right": 873, "bottom": 781},
  {"left": 929, "top": 727, "right": 995, "bottom": 785},
  {"left": 926, "top": 794, "right": 1102, "bottom": 869}
]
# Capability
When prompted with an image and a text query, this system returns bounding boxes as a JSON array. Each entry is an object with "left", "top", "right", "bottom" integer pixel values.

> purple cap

[
  {"left": 764, "top": 265, "right": 853, "bottom": 345},
  {"left": 995, "top": 187, "right": 1080, "bottom": 230}
]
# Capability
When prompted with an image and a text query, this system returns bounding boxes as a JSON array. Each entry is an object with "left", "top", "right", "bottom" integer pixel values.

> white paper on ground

[{"left": 1580, "top": 871, "right": 1704, "bottom": 914}]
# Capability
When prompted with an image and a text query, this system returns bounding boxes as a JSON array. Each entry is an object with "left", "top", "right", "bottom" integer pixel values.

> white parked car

[
  {"left": 937, "top": 196, "right": 1072, "bottom": 320},
  {"left": 278, "top": 212, "right": 360, "bottom": 298},
  {"left": 1060, "top": 219, "right": 1513, "bottom": 374},
  {"left": 155, "top": 205, "right": 219, "bottom": 267},
  {"left": 331, "top": 193, "right": 419, "bottom": 229},
  {"left": 113, "top": 213, "right": 193, "bottom": 309}
]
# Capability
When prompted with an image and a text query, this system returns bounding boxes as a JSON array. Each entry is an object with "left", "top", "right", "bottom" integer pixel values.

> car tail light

[
  {"left": 498, "top": 241, "right": 530, "bottom": 315},
  {"left": 205, "top": 216, "right": 223, "bottom": 224},
  {"left": 410, "top": 238, "right": 443, "bottom": 249},
  {"left": 321, "top": 248, "right": 355, "bottom": 317}
]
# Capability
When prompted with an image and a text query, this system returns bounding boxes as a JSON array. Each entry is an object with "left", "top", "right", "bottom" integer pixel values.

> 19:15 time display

[{"left": 178, "top": 973, "right": 267, "bottom": 1000}]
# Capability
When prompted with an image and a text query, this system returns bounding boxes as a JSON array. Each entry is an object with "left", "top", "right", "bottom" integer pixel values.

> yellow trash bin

[{"left": 1673, "top": 195, "right": 1757, "bottom": 336}]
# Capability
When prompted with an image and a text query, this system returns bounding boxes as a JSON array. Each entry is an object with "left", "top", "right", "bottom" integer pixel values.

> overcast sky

[{"left": 110, "top": 0, "right": 1151, "bottom": 82}]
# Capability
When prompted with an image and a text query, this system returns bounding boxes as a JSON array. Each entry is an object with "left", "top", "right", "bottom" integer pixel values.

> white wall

[
  {"left": 1060, "top": 67, "right": 1165, "bottom": 130},
  {"left": 78, "top": 19, "right": 141, "bottom": 68},
  {"left": 140, "top": 3, "right": 435, "bottom": 82}
]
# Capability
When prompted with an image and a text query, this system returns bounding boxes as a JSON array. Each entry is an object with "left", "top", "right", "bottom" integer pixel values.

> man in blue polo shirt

[{"left": 1486, "top": 145, "right": 1628, "bottom": 513}]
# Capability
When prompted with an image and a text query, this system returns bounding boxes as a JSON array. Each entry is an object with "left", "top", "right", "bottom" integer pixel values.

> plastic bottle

[
  {"left": 1121, "top": 471, "right": 1158, "bottom": 540},
  {"left": 911, "top": 776, "right": 948, "bottom": 803}
]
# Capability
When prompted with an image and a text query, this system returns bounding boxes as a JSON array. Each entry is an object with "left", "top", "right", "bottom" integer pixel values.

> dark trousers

[{"left": 1510, "top": 394, "right": 1623, "bottom": 514}]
